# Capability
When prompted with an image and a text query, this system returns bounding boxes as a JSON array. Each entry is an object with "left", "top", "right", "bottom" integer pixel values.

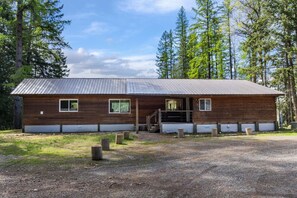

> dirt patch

[{"left": 1, "top": 132, "right": 297, "bottom": 197}]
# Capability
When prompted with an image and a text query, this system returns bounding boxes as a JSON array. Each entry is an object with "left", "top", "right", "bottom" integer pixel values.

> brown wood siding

[
  {"left": 23, "top": 95, "right": 180, "bottom": 125},
  {"left": 23, "top": 95, "right": 136, "bottom": 125},
  {"left": 23, "top": 95, "right": 277, "bottom": 125},
  {"left": 192, "top": 96, "right": 277, "bottom": 123}
]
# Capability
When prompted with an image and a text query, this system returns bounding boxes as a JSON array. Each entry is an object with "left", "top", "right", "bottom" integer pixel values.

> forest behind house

[{"left": 1, "top": 0, "right": 297, "bottom": 130}]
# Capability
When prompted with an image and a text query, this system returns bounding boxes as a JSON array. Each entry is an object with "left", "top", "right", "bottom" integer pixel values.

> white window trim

[
  {"left": 199, "top": 98, "right": 212, "bottom": 111},
  {"left": 108, "top": 99, "right": 131, "bottom": 114},
  {"left": 59, "top": 99, "right": 79, "bottom": 112},
  {"left": 165, "top": 99, "right": 183, "bottom": 111}
]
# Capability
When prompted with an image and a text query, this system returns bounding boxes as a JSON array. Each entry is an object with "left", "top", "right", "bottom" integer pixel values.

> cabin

[{"left": 11, "top": 78, "right": 283, "bottom": 133}]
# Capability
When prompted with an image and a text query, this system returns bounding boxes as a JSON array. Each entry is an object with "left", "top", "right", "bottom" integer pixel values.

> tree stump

[
  {"left": 91, "top": 145, "right": 102, "bottom": 160},
  {"left": 101, "top": 138, "right": 110, "bottom": 151},
  {"left": 178, "top": 129, "right": 185, "bottom": 138},
  {"left": 245, "top": 128, "right": 253, "bottom": 135},
  {"left": 115, "top": 134, "right": 124, "bottom": 144},
  {"left": 212, "top": 128, "right": 218, "bottom": 137},
  {"left": 123, "top": 131, "right": 130, "bottom": 140}
]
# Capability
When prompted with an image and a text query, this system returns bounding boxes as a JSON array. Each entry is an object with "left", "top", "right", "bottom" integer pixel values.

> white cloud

[
  {"left": 65, "top": 48, "right": 158, "bottom": 78},
  {"left": 119, "top": 0, "right": 195, "bottom": 14},
  {"left": 83, "top": 22, "right": 109, "bottom": 35}
]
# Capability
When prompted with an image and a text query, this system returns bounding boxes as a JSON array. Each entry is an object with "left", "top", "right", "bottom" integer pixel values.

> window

[
  {"left": 199, "top": 98, "right": 211, "bottom": 111},
  {"left": 59, "top": 99, "right": 78, "bottom": 112},
  {"left": 109, "top": 99, "right": 131, "bottom": 114},
  {"left": 166, "top": 99, "right": 183, "bottom": 111}
]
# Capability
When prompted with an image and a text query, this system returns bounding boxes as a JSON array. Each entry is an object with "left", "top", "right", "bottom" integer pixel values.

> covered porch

[{"left": 139, "top": 97, "right": 194, "bottom": 133}]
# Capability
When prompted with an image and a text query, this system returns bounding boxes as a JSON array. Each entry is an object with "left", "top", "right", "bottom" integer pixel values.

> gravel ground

[{"left": 1, "top": 133, "right": 297, "bottom": 198}]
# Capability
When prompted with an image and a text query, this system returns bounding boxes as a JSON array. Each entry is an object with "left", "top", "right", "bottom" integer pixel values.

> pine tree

[
  {"left": 0, "top": 0, "right": 71, "bottom": 129},
  {"left": 223, "top": 0, "right": 234, "bottom": 79},
  {"left": 167, "top": 30, "right": 176, "bottom": 78},
  {"left": 267, "top": 0, "right": 297, "bottom": 122},
  {"left": 0, "top": 0, "right": 15, "bottom": 129},
  {"left": 188, "top": 0, "right": 226, "bottom": 79},
  {"left": 156, "top": 31, "right": 170, "bottom": 78},
  {"left": 175, "top": 6, "right": 189, "bottom": 78},
  {"left": 23, "top": 0, "right": 70, "bottom": 78},
  {"left": 237, "top": 0, "right": 274, "bottom": 85}
]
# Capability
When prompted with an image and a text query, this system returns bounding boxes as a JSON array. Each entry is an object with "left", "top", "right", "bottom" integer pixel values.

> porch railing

[
  {"left": 160, "top": 110, "right": 193, "bottom": 123},
  {"left": 146, "top": 109, "right": 193, "bottom": 130}
]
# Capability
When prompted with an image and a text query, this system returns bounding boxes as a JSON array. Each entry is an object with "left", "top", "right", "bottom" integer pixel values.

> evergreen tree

[
  {"left": 167, "top": 30, "right": 176, "bottom": 78},
  {"left": 267, "top": 0, "right": 297, "bottom": 122},
  {"left": 175, "top": 6, "right": 189, "bottom": 78},
  {"left": 0, "top": 0, "right": 70, "bottom": 129},
  {"left": 237, "top": 0, "right": 274, "bottom": 85},
  {"left": 223, "top": 0, "right": 234, "bottom": 79},
  {"left": 0, "top": 0, "right": 15, "bottom": 129},
  {"left": 188, "top": 0, "right": 226, "bottom": 79},
  {"left": 23, "top": 0, "right": 70, "bottom": 78},
  {"left": 156, "top": 31, "right": 170, "bottom": 78}
]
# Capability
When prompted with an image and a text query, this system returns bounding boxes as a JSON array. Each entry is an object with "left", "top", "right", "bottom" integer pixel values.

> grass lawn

[
  {"left": 1, "top": 129, "right": 297, "bottom": 168},
  {"left": 0, "top": 130, "right": 135, "bottom": 167}
]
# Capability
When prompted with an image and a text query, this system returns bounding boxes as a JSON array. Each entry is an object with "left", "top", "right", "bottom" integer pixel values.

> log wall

[
  {"left": 192, "top": 96, "right": 277, "bottom": 123},
  {"left": 22, "top": 95, "right": 277, "bottom": 126}
]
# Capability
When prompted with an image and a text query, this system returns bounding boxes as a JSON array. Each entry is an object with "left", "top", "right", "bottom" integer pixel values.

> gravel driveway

[{"left": 1, "top": 133, "right": 297, "bottom": 198}]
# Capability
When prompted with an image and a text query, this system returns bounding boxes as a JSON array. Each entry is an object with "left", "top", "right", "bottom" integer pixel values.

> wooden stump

[
  {"left": 101, "top": 138, "right": 110, "bottom": 151},
  {"left": 123, "top": 131, "right": 130, "bottom": 140},
  {"left": 245, "top": 128, "right": 253, "bottom": 135},
  {"left": 212, "top": 128, "right": 218, "bottom": 137},
  {"left": 115, "top": 134, "right": 124, "bottom": 144},
  {"left": 178, "top": 129, "right": 185, "bottom": 138},
  {"left": 91, "top": 145, "right": 102, "bottom": 160}
]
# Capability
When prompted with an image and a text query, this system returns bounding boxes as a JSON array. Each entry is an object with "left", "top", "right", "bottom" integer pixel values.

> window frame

[
  {"left": 165, "top": 99, "right": 183, "bottom": 111},
  {"left": 198, "top": 98, "right": 212, "bottom": 111},
  {"left": 59, "top": 99, "right": 79, "bottom": 112},
  {"left": 108, "top": 99, "right": 131, "bottom": 114}
]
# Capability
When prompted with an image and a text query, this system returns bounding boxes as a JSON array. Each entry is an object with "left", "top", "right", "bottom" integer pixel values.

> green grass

[
  {"left": 1, "top": 128, "right": 297, "bottom": 168},
  {"left": 255, "top": 129, "right": 297, "bottom": 136},
  {"left": 0, "top": 130, "right": 136, "bottom": 167}
]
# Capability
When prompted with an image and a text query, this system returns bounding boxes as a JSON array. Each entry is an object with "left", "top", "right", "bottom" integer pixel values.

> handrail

[
  {"left": 147, "top": 109, "right": 193, "bottom": 130},
  {"left": 160, "top": 110, "right": 193, "bottom": 113},
  {"left": 146, "top": 110, "right": 159, "bottom": 131}
]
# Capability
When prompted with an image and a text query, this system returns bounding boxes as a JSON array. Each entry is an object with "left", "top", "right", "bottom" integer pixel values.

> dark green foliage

[
  {"left": 188, "top": 0, "right": 226, "bottom": 79},
  {"left": 0, "top": 0, "right": 15, "bottom": 129},
  {"left": 175, "top": 6, "right": 189, "bottom": 78},
  {"left": 0, "top": 0, "right": 70, "bottom": 129},
  {"left": 156, "top": 30, "right": 175, "bottom": 78}
]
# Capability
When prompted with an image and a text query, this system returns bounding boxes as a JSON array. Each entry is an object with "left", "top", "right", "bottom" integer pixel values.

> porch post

[
  {"left": 136, "top": 98, "right": 139, "bottom": 133},
  {"left": 186, "top": 97, "right": 190, "bottom": 122}
]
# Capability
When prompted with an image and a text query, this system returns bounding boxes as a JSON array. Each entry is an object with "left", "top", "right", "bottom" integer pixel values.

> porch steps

[{"left": 149, "top": 124, "right": 160, "bottom": 133}]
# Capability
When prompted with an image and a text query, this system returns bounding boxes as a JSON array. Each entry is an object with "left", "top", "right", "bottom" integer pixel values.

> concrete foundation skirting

[
  {"left": 259, "top": 123, "right": 275, "bottom": 131},
  {"left": 220, "top": 124, "right": 238, "bottom": 133},
  {"left": 99, "top": 124, "right": 135, "bottom": 132},
  {"left": 241, "top": 124, "right": 256, "bottom": 132},
  {"left": 24, "top": 125, "right": 60, "bottom": 133},
  {"left": 161, "top": 123, "right": 194, "bottom": 133},
  {"left": 196, "top": 124, "right": 217, "bottom": 133},
  {"left": 24, "top": 122, "right": 276, "bottom": 133},
  {"left": 62, "top": 125, "right": 98, "bottom": 133}
]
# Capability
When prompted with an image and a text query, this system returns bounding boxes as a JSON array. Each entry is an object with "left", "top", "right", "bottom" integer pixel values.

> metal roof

[
  {"left": 11, "top": 78, "right": 284, "bottom": 96},
  {"left": 11, "top": 78, "right": 126, "bottom": 95}
]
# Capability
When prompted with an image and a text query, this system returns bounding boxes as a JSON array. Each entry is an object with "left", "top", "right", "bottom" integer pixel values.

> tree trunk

[
  {"left": 289, "top": 57, "right": 297, "bottom": 122},
  {"left": 13, "top": 96, "right": 22, "bottom": 129},
  {"left": 227, "top": 5, "right": 233, "bottom": 79},
  {"left": 206, "top": 0, "right": 211, "bottom": 79},
  {"left": 233, "top": 42, "right": 237, "bottom": 79},
  {"left": 16, "top": 0, "right": 23, "bottom": 69},
  {"left": 263, "top": 51, "right": 267, "bottom": 87},
  {"left": 14, "top": 0, "right": 24, "bottom": 129}
]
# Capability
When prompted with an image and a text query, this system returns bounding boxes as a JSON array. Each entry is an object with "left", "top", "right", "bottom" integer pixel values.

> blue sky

[{"left": 62, "top": 0, "right": 196, "bottom": 78}]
